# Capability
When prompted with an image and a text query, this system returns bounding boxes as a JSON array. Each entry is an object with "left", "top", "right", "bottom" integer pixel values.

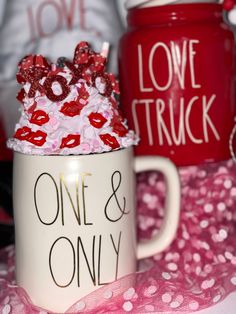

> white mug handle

[{"left": 135, "top": 156, "right": 181, "bottom": 260}]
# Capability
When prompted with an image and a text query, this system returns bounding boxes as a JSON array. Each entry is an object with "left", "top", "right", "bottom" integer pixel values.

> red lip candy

[
  {"left": 60, "top": 134, "right": 81, "bottom": 148},
  {"left": 100, "top": 133, "right": 120, "bottom": 150},
  {"left": 88, "top": 113, "right": 107, "bottom": 129},
  {"left": 30, "top": 110, "right": 49, "bottom": 126}
]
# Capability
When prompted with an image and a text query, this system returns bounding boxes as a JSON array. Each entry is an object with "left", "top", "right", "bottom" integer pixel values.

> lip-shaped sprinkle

[
  {"left": 14, "top": 126, "right": 32, "bottom": 141},
  {"left": 27, "top": 130, "right": 47, "bottom": 146},
  {"left": 100, "top": 133, "right": 120, "bottom": 149},
  {"left": 60, "top": 100, "right": 84, "bottom": 117},
  {"left": 30, "top": 110, "right": 49, "bottom": 126},
  {"left": 88, "top": 112, "right": 107, "bottom": 129},
  {"left": 60, "top": 134, "right": 81, "bottom": 148},
  {"left": 112, "top": 122, "right": 128, "bottom": 137}
]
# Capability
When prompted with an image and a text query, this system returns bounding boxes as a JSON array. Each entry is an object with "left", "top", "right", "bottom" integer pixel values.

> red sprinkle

[
  {"left": 108, "top": 73, "right": 120, "bottom": 94},
  {"left": 14, "top": 126, "right": 32, "bottom": 141},
  {"left": 60, "top": 134, "right": 81, "bottom": 148},
  {"left": 112, "top": 122, "right": 128, "bottom": 137},
  {"left": 77, "top": 84, "right": 89, "bottom": 101},
  {"left": 28, "top": 102, "right": 37, "bottom": 114},
  {"left": 16, "top": 88, "right": 26, "bottom": 104},
  {"left": 100, "top": 133, "right": 120, "bottom": 149},
  {"left": 60, "top": 100, "right": 83, "bottom": 117},
  {"left": 30, "top": 110, "right": 49, "bottom": 126},
  {"left": 88, "top": 112, "right": 107, "bottom": 129},
  {"left": 28, "top": 130, "right": 47, "bottom": 146}
]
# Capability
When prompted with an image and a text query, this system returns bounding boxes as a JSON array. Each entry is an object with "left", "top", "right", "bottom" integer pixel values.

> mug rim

[{"left": 13, "top": 146, "right": 133, "bottom": 159}]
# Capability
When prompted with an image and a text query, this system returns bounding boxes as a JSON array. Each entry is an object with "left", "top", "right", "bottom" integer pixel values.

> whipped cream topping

[{"left": 7, "top": 42, "right": 138, "bottom": 155}]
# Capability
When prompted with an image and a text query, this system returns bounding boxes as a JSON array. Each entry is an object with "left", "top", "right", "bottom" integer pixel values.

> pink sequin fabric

[{"left": 1, "top": 160, "right": 236, "bottom": 313}]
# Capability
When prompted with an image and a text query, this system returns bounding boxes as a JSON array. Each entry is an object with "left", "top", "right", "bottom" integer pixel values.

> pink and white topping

[{"left": 7, "top": 42, "right": 138, "bottom": 155}]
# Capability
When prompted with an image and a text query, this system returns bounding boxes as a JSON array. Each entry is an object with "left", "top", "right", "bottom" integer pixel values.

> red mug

[{"left": 119, "top": 3, "right": 236, "bottom": 166}]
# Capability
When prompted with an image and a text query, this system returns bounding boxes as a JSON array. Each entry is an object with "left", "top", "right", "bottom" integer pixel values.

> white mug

[{"left": 13, "top": 147, "right": 180, "bottom": 312}]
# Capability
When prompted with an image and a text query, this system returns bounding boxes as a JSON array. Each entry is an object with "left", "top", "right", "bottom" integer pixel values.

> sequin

[
  {"left": 161, "top": 293, "right": 172, "bottom": 303},
  {"left": 122, "top": 301, "right": 133, "bottom": 312},
  {"left": 189, "top": 301, "right": 199, "bottom": 310},
  {"left": 224, "top": 179, "right": 232, "bottom": 189},
  {"left": 145, "top": 304, "right": 155, "bottom": 311},
  {"left": 200, "top": 220, "right": 209, "bottom": 228},
  {"left": 75, "top": 301, "right": 86, "bottom": 311},
  {"left": 204, "top": 203, "right": 214, "bottom": 213},
  {"left": 2, "top": 304, "right": 11, "bottom": 314},
  {"left": 217, "top": 254, "right": 226, "bottom": 263},
  {"left": 230, "top": 277, "right": 236, "bottom": 285},
  {"left": 201, "top": 279, "right": 215, "bottom": 289},
  {"left": 143, "top": 285, "right": 157, "bottom": 297},
  {"left": 167, "top": 263, "right": 178, "bottom": 271},
  {"left": 170, "top": 301, "right": 180, "bottom": 308},
  {"left": 103, "top": 290, "right": 113, "bottom": 299},
  {"left": 193, "top": 253, "right": 201, "bottom": 263},
  {"left": 219, "top": 229, "right": 228, "bottom": 239},
  {"left": 217, "top": 202, "right": 226, "bottom": 211},
  {"left": 162, "top": 272, "right": 171, "bottom": 280},
  {"left": 175, "top": 295, "right": 184, "bottom": 304},
  {"left": 213, "top": 295, "right": 221, "bottom": 303},
  {"left": 225, "top": 251, "right": 233, "bottom": 260},
  {"left": 123, "top": 288, "right": 135, "bottom": 300}
]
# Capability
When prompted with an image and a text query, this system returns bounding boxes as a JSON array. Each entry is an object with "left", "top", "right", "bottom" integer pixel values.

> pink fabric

[{"left": 1, "top": 159, "right": 236, "bottom": 313}]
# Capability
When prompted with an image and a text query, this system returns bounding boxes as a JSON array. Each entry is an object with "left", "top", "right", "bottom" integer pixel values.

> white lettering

[
  {"left": 202, "top": 94, "right": 220, "bottom": 142},
  {"left": 132, "top": 94, "right": 219, "bottom": 147},
  {"left": 156, "top": 99, "right": 172, "bottom": 145},
  {"left": 169, "top": 98, "right": 186, "bottom": 145},
  {"left": 138, "top": 45, "right": 153, "bottom": 92},
  {"left": 171, "top": 41, "right": 187, "bottom": 90},
  {"left": 185, "top": 96, "right": 203, "bottom": 144},
  {"left": 149, "top": 42, "right": 173, "bottom": 91},
  {"left": 189, "top": 40, "right": 201, "bottom": 89}
]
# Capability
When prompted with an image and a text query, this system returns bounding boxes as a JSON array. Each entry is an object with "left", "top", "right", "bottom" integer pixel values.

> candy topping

[{"left": 8, "top": 42, "right": 138, "bottom": 154}]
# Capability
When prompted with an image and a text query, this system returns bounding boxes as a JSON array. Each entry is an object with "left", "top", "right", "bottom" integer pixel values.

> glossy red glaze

[{"left": 119, "top": 3, "right": 236, "bottom": 166}]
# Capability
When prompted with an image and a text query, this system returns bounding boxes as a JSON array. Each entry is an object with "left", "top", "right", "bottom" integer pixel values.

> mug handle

[{"left": 135, "top": 156, "right": 181, "bottom": 260}]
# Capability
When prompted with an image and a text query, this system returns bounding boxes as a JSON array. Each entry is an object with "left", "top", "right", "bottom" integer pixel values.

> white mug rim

[{"left": 13, "top": 146, "right": 133, "bottom": 159}]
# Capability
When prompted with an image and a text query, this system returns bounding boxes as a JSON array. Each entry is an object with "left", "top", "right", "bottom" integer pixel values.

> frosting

[{"left": 7, "top": 42, "right": 138, "bottom": 155}]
